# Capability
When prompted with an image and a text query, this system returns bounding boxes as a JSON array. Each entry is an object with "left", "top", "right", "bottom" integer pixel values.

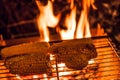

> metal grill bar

[{"left": 0, "top": 37, "right": 120, "bottom": 80}]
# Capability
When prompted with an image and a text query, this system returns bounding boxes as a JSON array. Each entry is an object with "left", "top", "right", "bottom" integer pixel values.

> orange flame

[
  {"left": 36, "top": 0, "right": 97, "bottom": 41},
  {"left": 59, "top": 0, "right": 76, "bottom": 40},
  {"left": 97, "top": 23, "right": 106, "bottom": 36},
  {"left": 76, "top": 0, "right": 96, "bottom": 38},
  {"left": 36, "top": 0, "right": 60, "bottom": 42}
]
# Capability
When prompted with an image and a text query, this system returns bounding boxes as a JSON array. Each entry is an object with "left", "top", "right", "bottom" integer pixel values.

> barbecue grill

[
  {"left": 0, "top": 0, "right": 120, "bottom": 80},
  {"left": 0, "top": 36, "right": 120, "bottom": 80}
]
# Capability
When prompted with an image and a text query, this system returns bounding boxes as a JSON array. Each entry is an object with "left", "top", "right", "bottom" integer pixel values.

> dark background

[{"left": 0, "top": 0, "right": 120, "bottom": 50}]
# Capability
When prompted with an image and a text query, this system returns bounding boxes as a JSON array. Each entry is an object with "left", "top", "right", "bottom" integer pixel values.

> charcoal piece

[{"left": 5, "top": 53, "right": 51, "bottom": 76}]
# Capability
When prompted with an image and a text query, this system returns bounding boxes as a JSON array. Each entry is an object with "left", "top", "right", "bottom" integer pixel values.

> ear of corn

[{"left": 5, "top": 53, "right": 51, "bottom": 76}]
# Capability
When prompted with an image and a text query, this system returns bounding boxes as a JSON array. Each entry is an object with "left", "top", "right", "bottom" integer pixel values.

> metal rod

[{"left": 55, "top": 56, "right": 60, "bottom": 80}]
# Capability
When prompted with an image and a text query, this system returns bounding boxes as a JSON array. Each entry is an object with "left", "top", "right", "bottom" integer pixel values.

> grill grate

[{"left": 0, "top": 37, "right": 120, "bottom": 80}]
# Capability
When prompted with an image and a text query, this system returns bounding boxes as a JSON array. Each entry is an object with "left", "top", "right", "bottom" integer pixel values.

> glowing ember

[
  {"left": 33, "top": 75, "right": 39, "bottom": 79},
  {"left": 43, "top": 74, "right": 48, "bottom": 80},
  {"left": 50, "top": 54, "right": 55, "bottom": 60},
  {"left": 16, "top": 75, "right": 21, "bottom": 79},
  {"left": 52, "top": 63, "right": 65, "bottom": 70},
  {"left": 88, "top": 59, "right": 95, "bottom": 64},
  {"left": 58, "top": 63, "right": 66, "bottom": 71},
  {"left": 59, "top": 71, "right": 72, "bottom": 76}
]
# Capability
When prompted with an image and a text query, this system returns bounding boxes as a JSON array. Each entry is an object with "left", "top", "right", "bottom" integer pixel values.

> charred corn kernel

[{"left": 5, "top": 53, "right": 51, "bottom": 76}]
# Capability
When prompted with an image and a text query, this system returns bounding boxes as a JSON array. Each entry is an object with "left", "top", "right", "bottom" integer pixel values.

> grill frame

[{"left": 0, "top": 36, "right": 120, "bottom": 80}]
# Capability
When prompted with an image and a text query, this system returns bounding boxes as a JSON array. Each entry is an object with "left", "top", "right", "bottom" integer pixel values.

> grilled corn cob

[
  {"left": 1, "top": 42, "right": 50, "bottom": 58},
  {"left": 49, "top": 38, "right": 97, "bottom": 70},
  {"left": 5, "top": 53, "right": 51, "bottom": 76},
  {"left": 1, "top": 42, "right": 51, "bottom": 75}
]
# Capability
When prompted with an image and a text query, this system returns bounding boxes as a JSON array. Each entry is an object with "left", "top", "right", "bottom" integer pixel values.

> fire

[
  {"left": 97, "top": 23, "right": 106, "bottom": 36},
  {"left": 36, "top": 0, "right": 61, "bottom": 42},
  {"left": 36, "top": 0, "right": 96, "bottom": 41},
  {"left": 58, "top": 0, "right": 76, "bottom": 40},
  {"left": 76, "top": 0, "right": 97, "bottom": 38},
  {"left": 76, "top": 0, "right": 90, "bottom": 38},
  {"left": 1, "top": 0, "right": 120, "bottom": 80}
]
